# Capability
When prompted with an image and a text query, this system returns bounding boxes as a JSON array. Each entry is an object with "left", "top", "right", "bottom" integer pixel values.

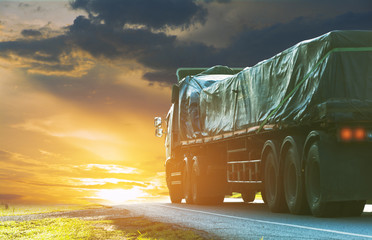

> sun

[{"left": 94, "top": 188, "right": 148, "bottom": 205}]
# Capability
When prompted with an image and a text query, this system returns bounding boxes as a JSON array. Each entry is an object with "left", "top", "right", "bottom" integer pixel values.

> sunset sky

[{"left": 1, "top": 0, "right": 371, "bottom": 205}]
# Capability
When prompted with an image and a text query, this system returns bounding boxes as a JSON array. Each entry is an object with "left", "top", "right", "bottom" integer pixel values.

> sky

[{"left": 0, "top": 0, "right": 371, "bottom": 205}]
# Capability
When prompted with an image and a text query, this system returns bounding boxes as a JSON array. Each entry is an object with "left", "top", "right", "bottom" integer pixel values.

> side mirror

[
  {"left": 154, "top": 117, "right": 163, "bottom": 137},
  {"left": 155, "top": 128, "right": 163, "bottom": 137},
  {"left": 171, "top": 84, "right": 179, "bottom": 103},
  {"left": 154, "top": 117, "right": 162, "bottom": 128}
]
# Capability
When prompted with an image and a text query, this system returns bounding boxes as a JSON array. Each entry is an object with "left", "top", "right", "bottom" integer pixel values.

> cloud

[
  {"left": 83, "top": 164, "right": 139, "bottom": 174},
  {"left": 219, "top": 11, "right": 372, "bottom": 66},
  {"left": 0, "top": 1, "right": 371, "bottom": 85},
  {"left": 0, "top": 150, "right": 12, "bottom": 162},
  {"left": 0, "top": 35, "right": 68, "bottom": 62},
  {"left": 70, "top": 0, "right": 207, "bottom": 29},
  {"left": 73, "top": 177, "right": 147, "bottom": 187},
  {"left": 143, "top": 70, "right": 177, "bottom": 85},
  {"left": 18, "top": 3, "right": 30, "bottom": 8},
  {"left": 21, "top": 29, "right": 42, "bottom": 38}
]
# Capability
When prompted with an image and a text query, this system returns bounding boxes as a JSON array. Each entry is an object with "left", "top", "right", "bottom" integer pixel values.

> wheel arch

[
  {"left": 302, "top": 130, "right": 324, "bottom": 171},
  {"left": 261, "top": 139, "right": 280, "bottom": 174},
  {"left": 280, "top": 135, "right": 306, "bottom": 173},
  {"left": 279, "top": 136, "right": 294, "bottom": 175}
]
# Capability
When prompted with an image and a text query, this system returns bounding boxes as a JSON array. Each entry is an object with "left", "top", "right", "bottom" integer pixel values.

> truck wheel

[
  {"left": 305, "top": 141, "right": 341, "bottom": 217},
  {"left": 242, "top": 191, "right": 256, "bottom": 203},
  {"left": 169, "top": 186, "right": 182, "bottom": 203},
  {"left": 283, "top": 139, "right": 309, "bottom": 214},
  {"left": 191, "top": 161, "right": 205, "bottom": 204},
  {"left": 183, "top": 162, "right": 193, "bottom": 204},
  {"left": 341, "top": 200, "right": 365, "bottom": 217},
  {"left": 166, "top": 163, "right": 183, "bottom": 204},
  {"left": 264, "top": 149, "right": 288, "bottom": 212}
]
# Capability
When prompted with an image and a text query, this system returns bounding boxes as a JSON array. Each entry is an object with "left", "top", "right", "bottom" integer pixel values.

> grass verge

[
  {"left": 0, "top": 204, "right": 214, "bottom": 240},
  {"left": 0, "top": 217, "right": 211, "bottom": 240},
  {"left": 0, "top": 204, "right": 105, "bottom": 216}
]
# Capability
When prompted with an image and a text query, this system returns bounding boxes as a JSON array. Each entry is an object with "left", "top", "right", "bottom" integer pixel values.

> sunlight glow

[
  {"left": 94, "top": 188, "right": 148, "bottom": 205},
  {"left": 75, "top": 178, "right": 144, "bottom": 186},
  {"left": 85, "top": 164, "right": 138, "bottom": 174}
]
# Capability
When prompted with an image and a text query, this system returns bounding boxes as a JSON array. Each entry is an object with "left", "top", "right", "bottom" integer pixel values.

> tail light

[
  {"left": 339, "top": 127, "right": 367, "bottom": 142},
  {"left": 354, "top": 128, "right": 366, "bottom": 141}
]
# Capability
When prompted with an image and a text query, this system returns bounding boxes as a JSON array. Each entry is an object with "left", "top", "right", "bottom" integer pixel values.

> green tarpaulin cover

[{"left": 178, "top": 30, "right": 372, "bottom": 140}]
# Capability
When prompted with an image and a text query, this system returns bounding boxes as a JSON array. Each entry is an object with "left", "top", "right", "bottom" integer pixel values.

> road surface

[{"left": 120, "top": 199, "right": 372, "bottom": 240}]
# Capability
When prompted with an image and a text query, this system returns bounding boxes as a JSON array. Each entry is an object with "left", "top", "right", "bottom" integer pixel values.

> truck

[{"left": 154, "top": 30, "right": 372, "bottom": 217}]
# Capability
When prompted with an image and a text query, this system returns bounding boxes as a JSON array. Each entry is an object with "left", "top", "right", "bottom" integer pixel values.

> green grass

[
  {"left": 0, "top": 217, "right": 210, "bottom": 240},
  {"left": 0, "top": 204, "right": 104, "bottom": 216},
  {"left": 0, "top": 204, "right": 213, "bottom": 240},
  {"left": 229, "top": 192, "right": 263, "bottom": 200},
  {"left": 0, "top": 218, "right": 103, "bottom": 240}
]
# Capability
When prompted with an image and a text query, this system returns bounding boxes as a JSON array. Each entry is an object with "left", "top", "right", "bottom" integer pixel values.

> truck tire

[
  {"left": 283, "top": 138, "right": 309, "bottom": 214},
  {"left": 189, "top": 158, "right": 225, "bottom": 205},
  {"left": 191, "top": 161, "right": 205, "bottom": 204},
  {"left": 183, "top": 162, "right": 193, "bottom": 204},
  {"left": 263, "top": 147, "right": 288, "bottom": 212},
  {"left": 341, "top": 200, "right": 365, "bottom": 217},
  {"left": 166, "top": 163, "right": 183, "bottom": 204},
  {"left": 242, "top": 191, "right": 256, "bottom": 203},
  {"left": 305, "top": 141, "right": 341, "bottom": 217},
  {"left": 169, "top": 186, "right": 182, "bottom": 203}
]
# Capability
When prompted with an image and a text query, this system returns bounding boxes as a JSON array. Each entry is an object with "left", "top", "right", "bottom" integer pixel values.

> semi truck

[{"left": 154, "top": 30, "right": 372, "bottom": 217}]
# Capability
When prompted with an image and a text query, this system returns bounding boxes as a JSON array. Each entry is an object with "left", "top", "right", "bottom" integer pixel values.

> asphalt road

[{"left": 120, "top": 199, "right": 372, "bottom": 240}]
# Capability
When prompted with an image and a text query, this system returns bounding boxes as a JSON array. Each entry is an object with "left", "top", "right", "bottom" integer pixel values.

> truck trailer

[{"left": 154, "top": 30, "right": 372, "bottom": 217}]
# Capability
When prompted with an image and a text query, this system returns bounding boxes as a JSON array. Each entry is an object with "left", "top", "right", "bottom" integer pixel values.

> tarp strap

[{"left": 257, "top": 47, "right": 372, "bottom": 133}]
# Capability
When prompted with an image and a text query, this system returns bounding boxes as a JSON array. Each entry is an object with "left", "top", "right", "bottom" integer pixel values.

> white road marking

[{"left": 159, "top": 204, "right": 372, "bottom": 239}]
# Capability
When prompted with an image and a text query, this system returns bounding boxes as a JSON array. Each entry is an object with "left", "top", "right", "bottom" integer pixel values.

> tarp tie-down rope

[{"left": 257, "top": 47, "right": 372, "bottom": 133}]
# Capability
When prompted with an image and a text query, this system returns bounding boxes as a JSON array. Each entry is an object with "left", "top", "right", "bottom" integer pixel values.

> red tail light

[
  {"left": 340, "top": 128, "right": 353, "bottom": 141},
  {"left": 354, "top": 128, "right": 366, "bottom": 141},
  {"left": 339, "top": 127, "right": 366, "bottom": 142}
]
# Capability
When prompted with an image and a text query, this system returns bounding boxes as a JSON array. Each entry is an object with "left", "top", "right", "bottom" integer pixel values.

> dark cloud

[
  {"left": 0, "top": 0, "right": 371, "bottom": 86},
  {"left": 0, "top": 35, "right": 69, "bottom": 63},
  {"left": 139, "top": 10, "right": 372, "bottom": 81},
  {"left": 18, "top": 3, "right": 30, "bottom": 8},
  {"left": 219, "top": 11, "right": 372, "bottom": 66},
  {"left": 70, "top": 0, "right": 207, "bottom": 29},
  {"left": 21, "top": 29, "right": 42, "bottom": 38},
  {"left": 204, "top": 0, "right": 230, "bottom": 2},
  {"left": 68, "top": 15, "right": 177, "bottom": 59},
  {"left": 143, "top": 71, "right": 177, "bottom": 85}
]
